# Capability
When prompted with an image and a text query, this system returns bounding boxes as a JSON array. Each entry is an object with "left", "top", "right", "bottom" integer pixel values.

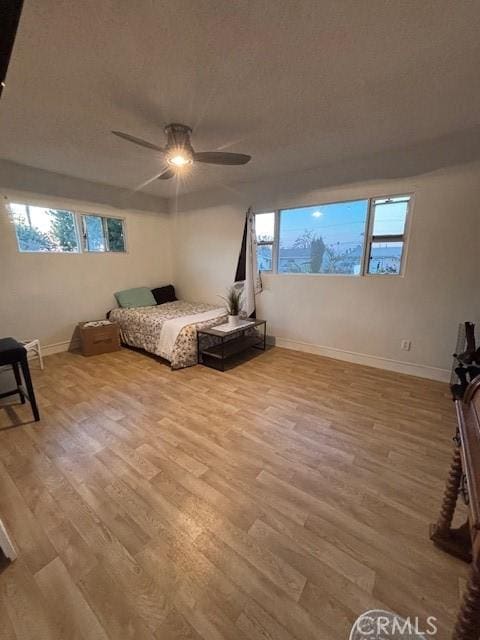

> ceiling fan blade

[
  {"left": 158, "top": 168, "right": 175, "bottom": 180},
  {"left": 112, "top": 130, "right": 165, "bottom": 152},
  {"left": 193, "top": 151, "right": 251, "bottom": 165}
]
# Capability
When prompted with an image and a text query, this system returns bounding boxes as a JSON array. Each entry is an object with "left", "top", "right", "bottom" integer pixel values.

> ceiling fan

[{"left": 112, "top": 123, "right": 251, "bottom": 179}]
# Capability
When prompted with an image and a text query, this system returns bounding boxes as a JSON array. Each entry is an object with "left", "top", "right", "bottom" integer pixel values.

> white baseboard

[
  {"left": 273, "top": 336, "right": 450, "bottom": 382},
  {"left": 0, "top": 340, "right": 75, "bottom": 372},
  {"left": 38, "top": 336, "right": 450, "bottom": 382},
  {"left": 40, "top": 339, "right": 79, "bottom": 357}
]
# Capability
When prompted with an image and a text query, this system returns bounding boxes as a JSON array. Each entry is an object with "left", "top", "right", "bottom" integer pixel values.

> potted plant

[{"left": 221, "top": 287, "right": 243, "bottom": 326}]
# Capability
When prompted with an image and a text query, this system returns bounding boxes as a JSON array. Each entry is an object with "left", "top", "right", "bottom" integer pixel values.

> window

[
  {"left": 255, "top": 193, "right": 411, "bottom": 276},
  {"left": 365, "top": 196, "right": 410, "bottom": 275},
  {"left": 8, "top": 202, "right": 127, "bottom": 255},
  {"left": 83, "top": 215, "right": 105, "bottom": 251},
  {"left": 106, "top": 217, "right": 126, "bottom": 252},
  {"left": 255, "top": 212, "right": 275, "bottom": 272},
  {"left": 10, "top": 203, "right": 80, "bottom": 253},
  {"left": 278, "top": 200, "right": 369, "bottom": 274},
  {"left": 82, "top": 215, "right": 126, "bottom": 252}
]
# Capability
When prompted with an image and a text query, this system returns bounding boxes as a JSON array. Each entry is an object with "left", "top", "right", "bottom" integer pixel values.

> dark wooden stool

[{"left": 0, "top": 337, "right": 40, "bottom": 422}]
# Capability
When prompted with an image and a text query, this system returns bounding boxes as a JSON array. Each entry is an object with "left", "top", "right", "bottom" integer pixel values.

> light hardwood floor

[{"left": 0, "top": 346, "right": 469, "bottom": 639}]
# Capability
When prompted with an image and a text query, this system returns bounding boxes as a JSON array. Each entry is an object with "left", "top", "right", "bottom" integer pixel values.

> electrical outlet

[{"left": 401, "top": 340, "right": 411, "bottom": 351}]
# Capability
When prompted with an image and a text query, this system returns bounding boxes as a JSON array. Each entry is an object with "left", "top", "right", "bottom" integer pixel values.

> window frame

[
  {"left": 254, "top": 211, "right": 276, "bottom": 273},
  {"left": 362, "top": 194, "right": 413, "bottom": 277},
  {"left": 254, "top": 192, "right": 413, "bottom": 277},
  {"left": 7, "top": 199, "right": 127, "bottom": 255},
  {"left": 79, "top": 213, "right": 127, "bottom": 254},
  {"left": 9, "top": 202, "right": 82, "bottom": 254}
]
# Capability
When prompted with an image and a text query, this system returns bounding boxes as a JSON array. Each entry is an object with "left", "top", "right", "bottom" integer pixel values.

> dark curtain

[
  {"left": 234, "top": 210, "right": 256, "bottom": 318},
  {"left": 234, "top": 214, "right": 248, "bottom": 283}
]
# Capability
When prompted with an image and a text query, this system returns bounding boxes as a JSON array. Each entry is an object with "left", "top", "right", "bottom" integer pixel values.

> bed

[{"left": 109, "top": 301, "right": 228, "bottom": 369}]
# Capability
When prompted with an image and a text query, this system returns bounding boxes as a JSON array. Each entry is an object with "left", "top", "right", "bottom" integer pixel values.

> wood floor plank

[
  {"left": 154, "top": 605, "right": 204, "bottom": 640},
  {"left": 78, "top": 561, "right": 157, "bottom": 640},
  {"left": 173, "top": 583, "right": 248, "bottom": 640},
  {"left": 0, "top": 582, "right": 17, "bottom": 640},
  {"left": 34, "top": 557, "right": 109, "bottom": 640},
  {"left": 147, "top": 467, "right": 307, "bottom": 601},
  {"left": 195, "top": 529, "right": 337, "bottom": 640},
  {"left": 236, "top": 600, "right": 297, "bottom": 640},
  {"left": 44, "top": 519, "right": 99, "bottom": 584},
  {"left": 1, "top": 559, "right": 62, "bottom": 640},
  {"left": 0, "top": 463, "right": 57, "bottom": 575},
  {"left": 248, "top": 518, "right": 386, "bottom": 613},
  {"left": 137, "top": 532, "right": 248, "bottom": 623},
  {"left": 139, "top": 442, "right": 261, "bottom": 531}
]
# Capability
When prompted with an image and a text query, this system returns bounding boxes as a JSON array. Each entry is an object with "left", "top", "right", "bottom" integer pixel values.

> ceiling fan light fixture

[
  {"left": 112, "top": 122, "right": 251, "bottom": 182},
  {"left": 166, "top": 147, "right": 193, "bottom": 167}
]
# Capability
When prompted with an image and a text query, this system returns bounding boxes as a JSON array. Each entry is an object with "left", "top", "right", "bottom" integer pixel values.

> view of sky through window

[
  {"left": 372, "top": 199, "right": 408, "bottom": 236},
  {"left": 278, "top": 200, "right": 369, "bottom": 274},
  {"left": 280, "top": 200, "right": 368, "bottom": 248},
  {"left": 255, "top": 212, "right": 274, "bottom": 242}
]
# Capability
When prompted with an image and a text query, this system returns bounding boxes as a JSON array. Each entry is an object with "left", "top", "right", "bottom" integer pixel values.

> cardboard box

[{"left": 78, "top": 321, "right": 120, "bottom": 356}]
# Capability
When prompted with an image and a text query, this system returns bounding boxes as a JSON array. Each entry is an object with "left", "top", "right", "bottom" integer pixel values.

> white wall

[
  {"left": 1, "top": 161, "right": 478, "bottom": 381},
  {"left": 172, "top": 162, "right": 480, "bottom": 380},
  {"left": 0, "top": 190, "right": 173, "bottom": 351}
]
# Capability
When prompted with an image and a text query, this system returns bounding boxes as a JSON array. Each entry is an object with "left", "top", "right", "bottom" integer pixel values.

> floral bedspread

[{"left": 109, "top": 301, "right": 228, "bottom": 369}]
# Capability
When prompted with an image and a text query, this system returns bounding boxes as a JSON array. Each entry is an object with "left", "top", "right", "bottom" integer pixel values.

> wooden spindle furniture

[{"left": 430, "top": 377, "right": 480, "bottom": 639}]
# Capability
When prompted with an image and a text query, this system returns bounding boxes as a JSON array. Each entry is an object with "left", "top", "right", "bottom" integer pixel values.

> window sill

[{"left": 260, "top": 271, "right": 405, "bottom": 278}]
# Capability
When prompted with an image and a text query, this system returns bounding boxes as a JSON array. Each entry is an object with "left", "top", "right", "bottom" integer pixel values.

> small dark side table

[{"left": 197, "top": 319, "right": 266, "bottom": 371}]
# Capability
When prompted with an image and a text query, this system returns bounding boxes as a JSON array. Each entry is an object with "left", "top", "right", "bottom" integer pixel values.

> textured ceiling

[{"left": 1, "top": 0, "right": 480, "bottom": 200}]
